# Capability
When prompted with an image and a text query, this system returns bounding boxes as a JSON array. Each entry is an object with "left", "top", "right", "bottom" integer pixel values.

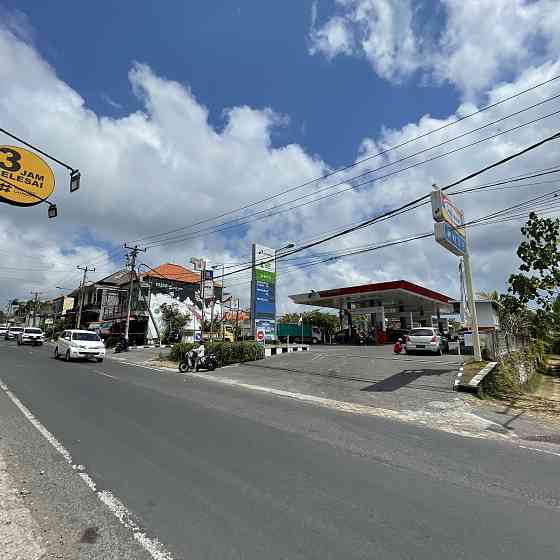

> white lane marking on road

[
  {"left": 517, "top": 445, "right": 560, "bottom": 458},
  {"left": 95, "top": 371, "right": 117, "bottom": 380},
  {"left": 0, "top": 378, "right": 176, "bottom": 560},
  {"left": 98, "top": 490, "right": 174, "bottom": 560}
]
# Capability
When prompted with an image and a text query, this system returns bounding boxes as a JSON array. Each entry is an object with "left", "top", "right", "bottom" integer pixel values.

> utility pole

[
  {"left": 235, "top": 298, "right": 240, "bottom": 341},
  {"left": 462, "top": 233, "right": 482, "bottom": 361},
  {"left": 30, "top": 291, "right": 42, "bottom": 327},
  {"left": 220, "top": 264, "right": 225, "bottom": 339},
  {"left": 76, "top": 266, "right": 95, "bottom": 329},
  {"left": 123, "top": 244, "right": 146, "bottom": 343}
]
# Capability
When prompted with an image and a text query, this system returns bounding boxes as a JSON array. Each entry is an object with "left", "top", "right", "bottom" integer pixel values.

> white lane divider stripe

[{"left": 0, "top": 378, "right": 176, "bottom": 560}]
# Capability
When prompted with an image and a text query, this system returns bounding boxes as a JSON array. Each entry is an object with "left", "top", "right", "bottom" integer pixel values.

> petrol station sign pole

[{"left": 431, "top": 189, "right": 481, "bottom": 361}]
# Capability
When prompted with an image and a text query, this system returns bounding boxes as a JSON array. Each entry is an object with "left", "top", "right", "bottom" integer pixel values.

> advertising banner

[
  {"left": 251, "top": 244, "right": 276, "bottom": 340},
  {"left": 431, "top": 189, "right": 465, "bottom": 235},
  {"left": 0, "top": 145, "right": 55, "bottom": 207}
]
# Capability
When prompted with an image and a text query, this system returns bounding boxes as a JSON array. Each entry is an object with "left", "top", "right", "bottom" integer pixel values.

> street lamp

[{"left": 70, "top": 170, "right": 81, "bottom": 192}]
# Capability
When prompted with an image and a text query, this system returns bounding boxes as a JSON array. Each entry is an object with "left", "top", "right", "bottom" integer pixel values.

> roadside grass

[{"left": 480, "top": 353, "right": 560, "bottom": 418}]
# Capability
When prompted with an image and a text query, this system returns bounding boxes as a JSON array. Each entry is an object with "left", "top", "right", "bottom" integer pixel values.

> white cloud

[
  {"left": 1, "top": 18, "right": 559, "bottom": 316},
  {"left": 309, "top": 0, "right": 421, "bottom": 81},
  {"left": 309, "top": 15, "right": 354, "bottom": 60},
  {"left": 308, "top": 0, "right": 560, "bottom": 98},
  {"left": 100, "top": 93, "right": 123, "bottom": 110}
]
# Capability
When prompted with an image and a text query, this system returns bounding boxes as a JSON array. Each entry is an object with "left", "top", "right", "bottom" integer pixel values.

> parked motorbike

[
  {"left": 114, "top": 337, "right": 129, "bottom": 353},
  {"left": 178, "top": 350, "right": 195, "bottom": 373},
  {"left": 178, "top": 350, "right": 217, "bottom": 373}
]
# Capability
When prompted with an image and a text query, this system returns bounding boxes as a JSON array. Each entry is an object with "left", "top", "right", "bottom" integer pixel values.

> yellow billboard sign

[{"left": 0, "top": 145, "right": 55, "bottom": 207}]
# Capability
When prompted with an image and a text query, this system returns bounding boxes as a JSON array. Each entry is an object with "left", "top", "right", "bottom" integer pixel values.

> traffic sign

[{"left": 0, "top": 145, "right": 55, "bottom": 207}]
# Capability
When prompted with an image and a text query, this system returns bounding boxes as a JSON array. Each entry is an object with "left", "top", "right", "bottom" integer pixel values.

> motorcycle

[
  {"left": 114, "top": 337, "right": 129, "bottom": 353},
  {"left": 178, "top": 350, "right": 218, "bottom": 373}
]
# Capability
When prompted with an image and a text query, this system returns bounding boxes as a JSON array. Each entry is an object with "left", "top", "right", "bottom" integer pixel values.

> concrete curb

[
  {"left": 264, "top": 345, "right": 309, "bottom": 357},
  {"left": 455, "top": 362, "right": 498, "bottom": 396},
  {"left": 453, "top": 365, "right": 464, "bottom": 391}
]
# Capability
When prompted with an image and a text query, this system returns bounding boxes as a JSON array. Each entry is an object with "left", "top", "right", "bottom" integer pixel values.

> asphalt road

[{"left": 1, "top": 341, "right": 560, "bottom": 560}]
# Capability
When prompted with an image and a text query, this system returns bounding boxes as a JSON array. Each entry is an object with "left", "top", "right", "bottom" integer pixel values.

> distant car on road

[
  {"left": 17, "top": 327, "right": 44, "bottom": 346},
  {"left": 55, "top": 329, "right": 106, "bottom": 362},
  {"left": 4, "top": 325, "right": 24, "bottom": 341},
  {"left": 0, "top": 325, "right": 8, "bottom": 337},
  {"left": 405, "top": 327, "right": 447, "bottom": 355}
]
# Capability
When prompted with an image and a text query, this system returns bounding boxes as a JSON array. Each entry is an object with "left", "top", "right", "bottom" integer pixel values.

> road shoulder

[{"left": 0, "top": 381, "right": 154, "bottom": 560}]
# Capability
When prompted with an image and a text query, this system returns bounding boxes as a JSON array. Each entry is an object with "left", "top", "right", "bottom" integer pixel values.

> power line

[
  {"left": 220, "top": 131, "right": 560, "bottom": 280},
  {"left": 223, "top": 168, "right": 560, "bottom": 274},
  {"left": 224, "top": 204, "right": 560, "bottom": 291},
  {"left": 128, "top": 73, "right": 560, "bottom": 245},
  {"left": 144, "top": 109, "right": 560, "bottom": 249}
]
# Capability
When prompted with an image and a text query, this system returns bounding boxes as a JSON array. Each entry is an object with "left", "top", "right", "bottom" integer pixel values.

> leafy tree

[
  {"left": 278, "top": 312, "right": 303, "bottom": 324},
  {"left": 278, "top": 310, "right": 339, "bottom": 340},
  {"left": 160, "top": 303, "right": 190, "bottom": 341},
  {"left": 301, "top": 310, "right": 339, "bottom": 337},
  {"left": 497, "top": 211, "right": 560, "bottom": 339},
  {"left": 502, "top": 212, "right": 560, "bottom": 327}
]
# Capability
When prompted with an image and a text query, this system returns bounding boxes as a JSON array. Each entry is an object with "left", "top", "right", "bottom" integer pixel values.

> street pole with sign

[
  {"left": 431, "top": 189, "right": 481, "bottom": 361},
  {"left": 191, "top": 257, "right": 209, "bottom": 342}
]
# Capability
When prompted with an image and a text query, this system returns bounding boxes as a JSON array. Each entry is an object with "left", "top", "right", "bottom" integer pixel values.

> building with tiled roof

[{"left": 142, "top": 263, "right": 201, "bottom": 284}]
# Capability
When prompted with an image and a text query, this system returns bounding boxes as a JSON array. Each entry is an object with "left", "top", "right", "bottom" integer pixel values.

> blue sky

[{"left": 4, "top": 0, "right": 458, "bottom": 167}]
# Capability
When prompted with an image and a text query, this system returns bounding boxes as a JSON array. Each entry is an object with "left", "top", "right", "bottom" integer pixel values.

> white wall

[{"left": 461, "top": 301, "right": 498, "bottom": 328}]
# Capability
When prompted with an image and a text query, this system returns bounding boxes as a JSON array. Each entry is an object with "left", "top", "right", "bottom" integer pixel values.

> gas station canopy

[{"left": 290, "top": 280, "right": 453, "bottom": 329}]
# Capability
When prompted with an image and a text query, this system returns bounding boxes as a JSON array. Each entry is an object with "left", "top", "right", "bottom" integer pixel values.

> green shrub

[
  {"left": 169, "top": 341, "right": 264, "bottom": 366},
  {"left": 206, "top": 341, "right": 264, "bottom": 367},
  {"left": 169, "top": 342, "right": 198, "bottom": 362},
  {"left": 482, "top": 348, "right": 540, "bottom": 398}
]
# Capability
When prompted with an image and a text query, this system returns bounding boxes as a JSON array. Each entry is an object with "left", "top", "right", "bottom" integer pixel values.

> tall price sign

[
  {"left": 431, "top": 189, "right": 465, "bottom": 256},
  {"left": 250, "top": 244, "right": 276, "bottom": 341}
]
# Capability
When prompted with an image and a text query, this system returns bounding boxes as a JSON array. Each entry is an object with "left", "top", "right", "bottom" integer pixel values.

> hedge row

[
  {"left": 169, "top": 341, "right": 264, "bottom": 367},
  {"left": 169, "top": 342, "right": 199, "bottom": 362}
]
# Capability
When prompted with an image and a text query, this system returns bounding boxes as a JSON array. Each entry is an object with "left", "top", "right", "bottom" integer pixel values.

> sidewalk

[{"left": 0, "top": 383, "right": 154, "bottom": 560}]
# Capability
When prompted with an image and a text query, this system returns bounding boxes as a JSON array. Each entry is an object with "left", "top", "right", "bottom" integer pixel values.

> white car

[
  {"left": 0, "top": 324, "right": 8, "bottom": 337},
  {"left": 17, "top": 327, "right": 44, "bottom": 346},
  {"left": 5, "top": 326, "right": 23, "bottom": 341},
  {"left": 405, "top": 327, "right": 446, "bottom": 355},
  {"left": 55, "top": 329, "right": 106, "bottom": 362}
]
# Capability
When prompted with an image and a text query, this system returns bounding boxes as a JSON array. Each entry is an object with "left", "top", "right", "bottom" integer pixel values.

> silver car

[
  {"left": 405, "top": 327, "right": 445, "bottom": 355},
  {"left": 17, "top": 327, "right": 44, "bottom": 346}
]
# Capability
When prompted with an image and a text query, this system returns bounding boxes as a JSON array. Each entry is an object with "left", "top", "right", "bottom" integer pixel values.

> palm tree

[{"left": 477, "top": 290, "right": 499, "bottom": 301}]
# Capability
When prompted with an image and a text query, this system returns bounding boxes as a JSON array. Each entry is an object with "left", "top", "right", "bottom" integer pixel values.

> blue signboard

[
  {"left": 251, "top": 244, "right": 277, "bottom": 338},
  {"left": 435, "top": 221, "right": 466, "bottom": 256}
]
